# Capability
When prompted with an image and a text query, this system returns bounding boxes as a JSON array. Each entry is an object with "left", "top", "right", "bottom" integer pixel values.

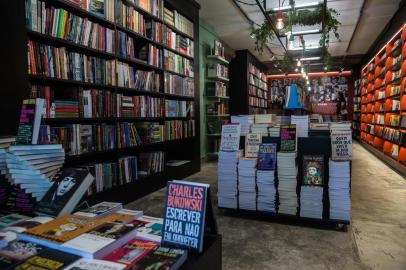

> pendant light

[{"left": 276, "top": 0, "right": 284, "bottom": 30}]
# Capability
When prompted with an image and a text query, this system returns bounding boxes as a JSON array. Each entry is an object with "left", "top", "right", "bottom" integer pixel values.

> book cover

[
  {"left": 162, "top": 180, "right": 209, "bottom": 253},
  {"left": 18, "top": 215, "right": 104, "bottom": 248},
  {"left": 74, "top": 202, "right": 122, "bottom": 219},
  {"left": 0, "top": 214, "right": 30, "bottom": 227},
  {"left": 131, "top": 247, "right": 187, "bottom": 270},
  {"left": 35, "top": 168, "right": 95, "bottom": 217},
  {"left": 302, "top": 155, "right": 324, "bottom": 186},
  {"left": 331, "top": 130, "right": 352, "bottom": 161},
  {"left": 102, "top": 209, "right": 143, "bottom": 224},
  {"left": 5, "top": 216, "right": 54, "bottom": 233},
  {"left": 103, "top": 238, "right": 158, "bottom": 267},
  {"left": 64, "top": 258, "right": 126, "bottom": 270},
  {"left": 245, "top": 133, "right": 262, "bottom": 158},
  {"left": 257, "top": 143, "right": 277, "bottom": 170},
  {"left": 15, "top": 99, "right": 45, "bottom": 145},
  {"left": 128, "top": 216, "right": 163, "bottom": 243},
  {"left": 220, "top": 123, "right": 241, "bottom": 152},
  {"left": 0, "top": 240, "right": 48, "bottom": 269},
  {"left": 88, "top": 0, "right": 105, "bottom": 18},
  {"left": 12, "top": 248, "right": 80, "bottom": 270},
  {"left": 61, "top": 222, "right": 138, "bottom": 258},
  {"left": 280, "top": 124, "right": 297, "bottom": 152}
]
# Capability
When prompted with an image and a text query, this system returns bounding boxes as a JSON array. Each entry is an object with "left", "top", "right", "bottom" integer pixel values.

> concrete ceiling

[{"left": 198, "top": 0, "right": 401, "bottom": 72}]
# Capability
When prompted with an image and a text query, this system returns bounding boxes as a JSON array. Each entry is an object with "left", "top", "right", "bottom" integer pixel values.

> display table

[{"left": 181, "top": 234, "right": 222, "bottom": 270}]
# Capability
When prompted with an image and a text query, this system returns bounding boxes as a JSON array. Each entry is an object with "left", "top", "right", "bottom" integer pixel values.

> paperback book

[
  {"left": 280, "top": 124, "right": 297, "bottom": 152},
  {"left": 12, "top": 248, "right": 80, "bottom": 270},
  {"left": 257, "top": 143, "right": 277, "bottom": 170},
  {"left": 0, "top": 240, "right": 48, "bottom": 269},
  {"left": 74, "top": 202, "right": 122, "bottom": 219},
  {"left": 245, "top": 133, "right": 262, "bottom": 158}
]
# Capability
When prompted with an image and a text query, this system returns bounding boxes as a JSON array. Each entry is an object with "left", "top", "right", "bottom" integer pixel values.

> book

[
  {"left": 130, "top": 247, "right": 187, "bottom": 270},
  {"left": 4, "top": 216, "right": 54, "bottom": 233},
  {"left": 74, "top": 202, "right": 122, "bottom": 219},
  {"left": 245, "top": 133, "right": 262, "bottom": 158},
  {"left": 15, "top": 98, "right": 45, "bottom": 145},
  {"left": 35, "top": 168, "right": 95, "bottom": 217},
  {"left": 61, "top": 222, "right": 138, "bottom": 258},
  {"left": 220, "top": 124, "right": 241, "bottom": 152},
  {"left": 102, "top": 209, "right": 143, "bottom": 224},
  {"left": 0, "top": 240, "right": 48, "bottom": 269},
  {"left": 0, "top": 214, "right": 30, "bottom": 227},
  {"left": 257, "top": 143, "right": 277, "bottom": 170},
  {"left": 165, "top": 160, "right": 191, "bottom": 167},
  {"left": 18, "top": 215, "right": 104, "bottom": 249},
  {"left": 103, "top": 238, "right": 158, "bottom": 267},
  {"left": 128, "top": 216, "right": 163, "bottom": 243},
  {"left": 331, "top": 130, "right": 352, "bottom": 161},
  {"left": 280, "top": 124, "right": 297, "bottom": 152},
  {"left": 302, "top": 155, "right": 324, "bottom": 186},
  {"left": 238, "top": 159, "right": 257, "bottom": 211},
  {"left": 162, "top": 181, "right": 210, "bottom": 253},
  {"left": 12, "top": 248, "right": 80, "bottom": 270},
  {"left": 64, "top": 258, "right": 126, "bottom": 270}
]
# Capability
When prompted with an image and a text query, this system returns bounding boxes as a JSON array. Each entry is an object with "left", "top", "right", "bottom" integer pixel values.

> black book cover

[
  {"left": 12, "top": 248, "right": 79, "bottom": 270},
  {"left": 0, "top": 240, "right": 48, "bottom": 269},
  {"left": 131, "top": 247, "right": 186, "bottom": 270},
  {"left": 35, "top": 168, "right": 93, "bottom": 217},
  {"left": 302, "top": 155, "right": 324, "bottom": 186}
]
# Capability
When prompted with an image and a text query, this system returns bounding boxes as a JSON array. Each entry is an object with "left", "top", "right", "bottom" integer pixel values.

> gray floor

[{"left": 127, "top": 141, "right": 406, "bottom": 270}]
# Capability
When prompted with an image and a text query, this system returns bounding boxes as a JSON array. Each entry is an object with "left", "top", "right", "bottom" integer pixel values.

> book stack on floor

[
  {"left": 300, "top": 155, "right": 324, "bottom": 219},
  {"left": 5, "top": 144, "right": 65, "bottom": 201},
  {"left": 0, "top": 200, "right": 188, "bottom": 270},
  {"left": 291, "top": 115, "right": 309, "bottom": 138},
  {"left": 329, "top": 160, "right": 351, "bottom": 221},
  {"left": 256, "top": 144, "right": 277, "bottom": 213},
  {"left": 277, "top": 124, "right": 298, "bottom": 215},
  {"left": 217, "top": 151, "right": 239, "bottom": 209},
  {"left": 238, "top": 158, "right": 257, "bottom": 211}
]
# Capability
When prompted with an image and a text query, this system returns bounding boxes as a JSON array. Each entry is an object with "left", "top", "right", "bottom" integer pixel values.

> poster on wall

[{"left": 331, "top": 130, "right": 352, "bottom": 160}]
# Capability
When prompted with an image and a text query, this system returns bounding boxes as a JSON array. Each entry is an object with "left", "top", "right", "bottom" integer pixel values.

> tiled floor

[{"left": 127, "top": 141, "right": 406, "bottom": 270}]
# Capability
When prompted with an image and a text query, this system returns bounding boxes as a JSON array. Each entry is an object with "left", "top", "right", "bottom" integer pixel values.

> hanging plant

[
  {"left": 251, "top": 21, "right": 275, "bottom": 54},
  {"left": 281, "top": 53, "right": 291, "bottom": 73}
]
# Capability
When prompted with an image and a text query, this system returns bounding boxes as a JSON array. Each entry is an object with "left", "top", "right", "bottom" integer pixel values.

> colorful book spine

[
  {"left": 164, "top": 73, "right": 194, "bottom": 97},
  {"left": 163, "top": 50, "right": 193, "bottom": 77}
]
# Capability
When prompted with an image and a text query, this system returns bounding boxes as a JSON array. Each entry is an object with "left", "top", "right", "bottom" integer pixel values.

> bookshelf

[
  {"left": 229, "top": 50, "right": 269, "bottom": 115},
  {"left": 205, "top": 40, "right": 230, "bottom": 159},
  {"left": 1, "top": 0, "right": 201, "bottom": 204},
  {"left": 352, "top": 79, "right": 361, "bottom": 139},
  {"left": 360, "top": 24, "right": 406, "bottom": 168}
]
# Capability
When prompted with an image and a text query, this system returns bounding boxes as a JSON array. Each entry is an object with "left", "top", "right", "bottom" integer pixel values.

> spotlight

[
  {"left": 294, "top": 68, "right": 298, "bottom": 72},
  {"left": 276, "top": 10, "right": 284, "bottom": 30}
]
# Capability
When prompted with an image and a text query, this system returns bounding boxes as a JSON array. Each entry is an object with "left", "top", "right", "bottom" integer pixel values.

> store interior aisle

[
  {"left": 127, "top": 142, "right": 406, "bottom": 270},
  {"left": 351, "top": 142, "right": 406, "bottom": 270}
]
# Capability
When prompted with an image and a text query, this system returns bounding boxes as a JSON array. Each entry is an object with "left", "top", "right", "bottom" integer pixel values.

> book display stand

[{"left": 0, "top": 0, "right": 201, "bottom": 205}]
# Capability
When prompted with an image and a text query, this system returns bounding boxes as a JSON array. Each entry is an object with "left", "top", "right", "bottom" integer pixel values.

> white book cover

[
  {"left": 64, "top": 258, "right": 126, "bottom": 270},
  {"left": 74, "top": 202, "right": 122, "bottom": 218}
]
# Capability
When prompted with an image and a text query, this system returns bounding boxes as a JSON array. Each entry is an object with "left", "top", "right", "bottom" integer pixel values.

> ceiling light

[
  {"left": 291, "top": 29, "right": 321, "bottom": 35},
  {"left": 288, "top": 46, "right": 320, "bottom": 51},
  {"left": 271, "top": 1, "right": 321, "bottom": 12},
  {"left": 294, "top": 68, "right": 298, "bottom": 72},
  {"left": 276, "top": 11, "right": 284, "bottom": 30},
  {"left": 308, "top": 86, "right": 311, "bottom": 91},
  {"left": 297, "top": 59, "right": 301, "bottom": 67},
  {"left": 300, "top": 57, "right": 321, "bottom": 61},
  {"left": 302, "top": 73, "right": 306, "bottom": 78},
  {"left": 324, "top": 66, "right": 328, "bottom": 71}
]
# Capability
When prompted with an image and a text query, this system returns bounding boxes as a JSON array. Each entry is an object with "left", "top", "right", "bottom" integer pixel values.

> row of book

[
  {"left": 249, "top": 74, "right": 267, "bottom": 90},
  {"left": 206, "top": 102, "right": 228, "bottom": 115},
  {"left": 164, "top": 50, "right": 194, "bottom": 77},
  {"left": 118, "top": 95, "right": 164, "bottom": 118},
  {"left": 0, "top": 203, "right": 187, "bottom": 269},
  {"left": 138, "top": 44, "right": 163, "bottom": 68},
  {"left": 248, "top": 63, "right": 267, "bottom": 82},
  {"left": 39, "top": 120, "right": 194, "bottom": 155},
  {"left": 116, "top": 62, "right": 161, "bottom": 91},
  {"left": 164, "top": 73, "right": 194, "bottom": 96},
  {"left": 208, "top": 63, "right": 228, "bottom": 78},
  {"left": 165, "top": 100, "right": 194, "bottom": 117},
  {"left": 89, "top": 151, "right": 165, "bottom": 192},
  {"left": 28, "top": 41, "right": 117, "bottom": 85},
  {"left": 163, "top": 25, "right": 194, "bottom": 57},
  {"left": 206, "top": 81, "right": 227, "bottom": 97},
  {"left": 249, "top": 85, "right": 268, "bottom": 99},
  {"left": 26, "top": 3, "right": 116, "bottom": 53},
  {"left": 163, "top": 7, "right": 193, "bottom": 37},
  {"left": 212, "top": 40, "right": 225, "bottom": 58},
  {"left": 248, "top": 96, "right": 267, "bottom": 108}
]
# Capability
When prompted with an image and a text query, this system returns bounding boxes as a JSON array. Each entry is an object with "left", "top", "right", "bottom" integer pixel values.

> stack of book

[
  {"left": 52, "top": 100, "right": 79, "bottom": 118},
  {"left": 251, "top": 124, "right": 270, "bottom": 135},
  {"left": 277, "top": 152, "right": 298, "bottom": 215},
  {"left": 276, "top": 116, "right": 291, "bottom": 125},
  {"left": 291, "top": 115, "right": 309, "bottom": 138},
  {"left": 268, "top": 125, "right": 280, "bottom": 137},
  {"left": 300, "top": 186, "right": 323, "bottom": 219},
  {"left": 217, "top": 151, "right": 239, "bottom": 209},
  {"left": 255, "top": 114, "right": 275, "bottom": 124},
  {"left": 5, "top": 144, "right": 65, "bottom": 201},
  {"left": 231, "top": 115, "right": 254, "bottom": 135},
  {"left": 257, "top": 144, "right": 277, "bottom": 213},
  {"left": 329, "top": 160, "right": 351, "bottom": 221},
  {"left": 238, "top": 158, "right": 257, "bottom": 211}
]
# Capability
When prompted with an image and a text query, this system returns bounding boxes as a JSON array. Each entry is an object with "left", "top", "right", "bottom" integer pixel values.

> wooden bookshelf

[
  {"left": 1, "top": 0, "right": 201, "bottom": 204},
  {"left": 359, "top": 24, "right": 406, "bottom": 168},
  {"left": 229, "top": 50, "right": 269, "bottom": 115}
]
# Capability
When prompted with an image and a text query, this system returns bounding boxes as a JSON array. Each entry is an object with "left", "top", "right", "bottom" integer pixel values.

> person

[{"left": 337, "top": 92, "right": 348, "bottom": 120}]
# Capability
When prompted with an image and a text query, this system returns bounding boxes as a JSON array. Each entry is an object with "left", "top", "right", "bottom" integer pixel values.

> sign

[
  {"left": 245, "top": 133, "right": 261, "bottom": 158},
  {"left": 280, "top": 124, "right": 297, "bottom": 152},
  {"left": 220, "top": 123, "right": 241, "bottom": 152},
  {"left": 162, "top": 180, "right": 216, "bottom": 253},
  {"left": 331, "top": 130, "right": 352, "bottom": 160}
]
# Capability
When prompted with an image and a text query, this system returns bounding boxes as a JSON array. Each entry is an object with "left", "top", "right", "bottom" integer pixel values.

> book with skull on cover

[{"left": 35, "top": 168, "right": 95, "bottom": 217}]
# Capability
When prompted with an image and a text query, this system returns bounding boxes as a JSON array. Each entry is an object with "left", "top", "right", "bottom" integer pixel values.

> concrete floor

[{"left": 127, "top": 141, "right": 406, "bottom": 270}]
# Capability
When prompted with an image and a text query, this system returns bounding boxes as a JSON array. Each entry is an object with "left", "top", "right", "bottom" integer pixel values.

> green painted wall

[{"left": 199, "top": 20, "right": 221, "bottom": 158}]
